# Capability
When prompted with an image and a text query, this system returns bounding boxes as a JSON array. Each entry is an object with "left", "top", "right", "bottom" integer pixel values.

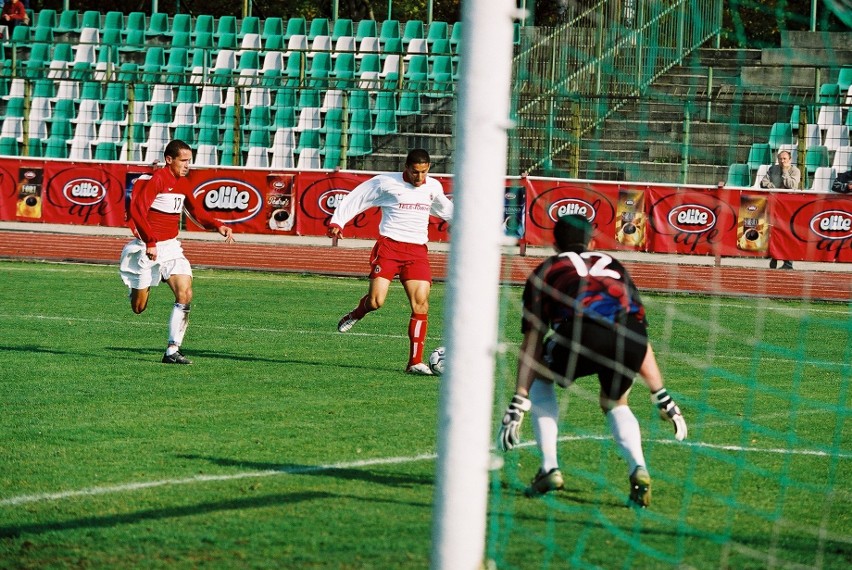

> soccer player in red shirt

[
  {"left": 119, "top": 140, "right": 234, "bottom": 364},
  {"left": 327, "top": 149, "right": 454, "bottom": 375}
]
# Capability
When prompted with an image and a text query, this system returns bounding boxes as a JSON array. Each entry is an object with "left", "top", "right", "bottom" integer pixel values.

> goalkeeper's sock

[
  {"left": 407, "top": 312, "right": 428, "bottom": 366},
  {"left": 350, "top": 295, "right": 376, "bottom": 320},
  {"left": 168, "top": 303, "right": 191, "bottom": 348},
  {"left": 606, "top": 404, "right": 645, "bottom": 474},
  {"left": 529, "top": 380, "right": 560, "bottom": 473}
]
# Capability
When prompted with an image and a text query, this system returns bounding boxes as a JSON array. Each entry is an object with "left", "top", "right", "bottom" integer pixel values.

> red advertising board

[{"left": 0, "top": 156, "right": 849, "bottom": 263}]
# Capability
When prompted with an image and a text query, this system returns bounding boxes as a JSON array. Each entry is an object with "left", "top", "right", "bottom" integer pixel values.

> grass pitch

[{"left": 0, "top": 260, "right": 849, "bottom": 569}]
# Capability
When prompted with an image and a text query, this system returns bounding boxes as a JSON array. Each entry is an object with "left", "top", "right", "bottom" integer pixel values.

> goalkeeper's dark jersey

[{"left": 521, "top": 249, "right": 646, "bottom": 334}]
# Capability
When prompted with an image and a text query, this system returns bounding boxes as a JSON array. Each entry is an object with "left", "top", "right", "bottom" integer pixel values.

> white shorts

[{"left": 119, "top": 238, "right": 193, "bottom": 290}]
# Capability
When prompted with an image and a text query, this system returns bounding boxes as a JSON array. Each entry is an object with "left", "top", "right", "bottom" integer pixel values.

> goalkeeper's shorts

[{"left": 545, "top": 314, "right": 648, "bottom": 399}]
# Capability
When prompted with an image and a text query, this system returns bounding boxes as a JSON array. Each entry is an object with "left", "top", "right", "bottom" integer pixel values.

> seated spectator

[
  {"left": 760, "top": 150, "right": 801, "bottom": 190},
  {"left": 832, "top": 170, "right": 852, "bottom": 193},
  {"left": 1, "top": 0, "right": 29, "bottom": 31}
]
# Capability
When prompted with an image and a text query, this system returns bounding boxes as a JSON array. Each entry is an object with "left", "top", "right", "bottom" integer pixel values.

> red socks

[
  {"left": 408, "top": 312, "right": 428, "bottom": 367},
  {"left": 351, "top": 295, "right": 375, "bottom": 320}
]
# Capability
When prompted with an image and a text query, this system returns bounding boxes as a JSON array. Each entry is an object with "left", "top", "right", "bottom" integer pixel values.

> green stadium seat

[
  {"left": 379, "top": 19, "right": 400, "bottom": 46},
  {"left": 296, "top": 129, "right": 321, "bottom": 152},
  {"left": 283, "top": 52, "right": 304, "bottom": 87},
  {"left": 194, "top": 14, "right": 214, "bottom": 36},
  {"left": 11, "top": 24, "right": 31, "bottom": 43},
  {"left": 239, "top": 16, "right": 260, "bottom": 37},
  {"left": 54, "top": 10, "right": 80, "bottom": 36},
  {"left": 94, "top": 141, "right": 119, "bottom": 160},
  {"left": 0, "top": 137, "right": 20, "bottom": 155},
  {"left": 197, "top": 128, "right": 220, "bottom": 158},
  {"left": 103, "top": 11, "right": 124, "bottom": 33},
  {"left": 817, "top": 83, "right": 840, "bottom": 105},
  {"left": 146, "top": 12, "right": 170, "bottom": 40},
  {"left": 725, "top": 163, "right": 750, "bottom": 186},
  {"left": 309, "top": 18, "right": 330, "bottom": 40},
  {"left": 171, "top": 13, "right": 192, "bottom": 36},
  {"left": 297, "top": 88, "right": 321, "bottom": 109},
  {"left": 80, "top": 10, "right": 101, "bottom": 30},
  {"left": 27, "top": 138, "right": 45, "bottom": 157},
  {"left": 788, "top": 105, "right": 814, "bottom": 130},
  {"left": 45, "top": 136, "right": 69, "bottom": 158},
  {"left": 348, "top": 108, "right": 373, "bottom": 135},
  {"left": 125, "top": 12, "right": 147, "bottom": 37},
  {"left": 35, "top": 8, "right": 57, "bottom": 29},
  {"left": 397, "top": 92, "right": 421, "bottom": 117},
  {"left": 248, "top": 106, "right": 271, "bottom": 130},
  {"left": 805, "top": 145, "right": 829, "bottom": 174},
  {"left": 426, "top": 21, "right": 449, "bottom": 46},
  {"left": 173, "top": 124, "right": 197, "bottom": 147},
  {"left": 321, "top": 108, "right": 345, "bottom": 134},
  {"left": 284, "top": 17, "right": 307, "bottom": 40},
  {"left": 746, "top": 143, "right": 771, "bottom": 171},
  {"left": 217, "top": 32, "right": 238, "bottom": 50},
  {"left": 332, "top": 18, "right": 354, "bottom": 41},
  {"left": 346, "top": 131, "right": 372, "bottom": 156},
  {"left": 449, "top": 22, "right": 463, "bottom": 53},
  {"left": 171, "top": 31, "right": 192, "bottom": 50},
  {"left": 262, "top": 17, "right": 284, "bottom": 41},
  {"left": 322, "top": 143, "right": 341, "bottom": 169},
  {"left": 838, "top": 67, "right": 852, "bottom": 92},
  {"left": 264, "top": 33, "right": 285, "bottom": 52},
  {"left": 767, "top": 122, "right": 793, "bottom": 151},
  {"left": 355, "top": 19, "right": 378, "bottom": 41},
  {"left": 331, "top": 53, "right": 356, "bottom": 88},
  {"left": 372, "top": 108, "right": 397, "bottom": 136},
  {"left": 402, "top": 20, "right": 424, "bottom": 47},
  {"left": 273, "top": 106, "right": 296, "bottom": 129},
  {"left": 217, "top": 15, "right": 237, "bottom": 38},
  {"left": 33, "top": 27, "right": 53, "bottom": 43},
  {"left": 307, "top": 53, "right": 331, "bottom": 87}
]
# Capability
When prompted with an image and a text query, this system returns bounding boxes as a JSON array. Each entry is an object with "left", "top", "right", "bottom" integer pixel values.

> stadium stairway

[{"left": 577, "top": 31, "right": 851, "bottom": 185}]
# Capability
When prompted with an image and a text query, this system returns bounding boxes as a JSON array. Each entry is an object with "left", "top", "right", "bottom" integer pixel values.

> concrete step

[{"left": 781, "top": 30, "right": 852, "bottom": 52}]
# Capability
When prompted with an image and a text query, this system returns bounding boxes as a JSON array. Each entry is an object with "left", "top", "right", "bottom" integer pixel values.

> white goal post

[{"left": 430, "top": 1, "right": 520, "bottom": 569}]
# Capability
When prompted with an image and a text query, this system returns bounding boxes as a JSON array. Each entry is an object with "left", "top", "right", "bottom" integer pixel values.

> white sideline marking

[
  {"left": 2, "top": 437, "right": 848, "bottom": 509},
  {"left": 0, "top": 453, "right": 438, "bottom": 508}
]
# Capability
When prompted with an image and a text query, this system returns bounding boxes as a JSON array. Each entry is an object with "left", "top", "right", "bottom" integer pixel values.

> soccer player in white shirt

[{"left": 327, "top": 149, "right": 454, "bottom": 375}]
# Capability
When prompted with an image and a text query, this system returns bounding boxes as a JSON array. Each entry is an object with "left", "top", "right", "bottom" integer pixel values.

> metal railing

[{"left": 510, "top": 0, "right": 724, "bottom": 176}]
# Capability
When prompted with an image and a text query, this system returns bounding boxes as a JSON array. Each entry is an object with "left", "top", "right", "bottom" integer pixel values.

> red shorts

[{"left": 368, "top": 236, "right": 432, "bottom": 283}]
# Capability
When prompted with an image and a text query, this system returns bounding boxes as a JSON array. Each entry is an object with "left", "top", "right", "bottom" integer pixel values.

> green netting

[
  {"left": 488, "top": 4, "right": 851, "bottom": 566},
  {"left": 488, "top": 284, "right": 851, "bottom": 568}
]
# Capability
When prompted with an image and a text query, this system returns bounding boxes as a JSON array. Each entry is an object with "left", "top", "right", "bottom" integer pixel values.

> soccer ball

[{"left": 428, "top": 346, "right": 446, "bottom": 375}]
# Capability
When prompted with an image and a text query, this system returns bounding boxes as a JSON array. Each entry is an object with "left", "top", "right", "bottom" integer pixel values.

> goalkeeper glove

[
  {"left": 651, "top": 388, "right": 688, "bottom": 441},
  {"left": 498, "top": 394, "right": 532, "bottom": 451}
]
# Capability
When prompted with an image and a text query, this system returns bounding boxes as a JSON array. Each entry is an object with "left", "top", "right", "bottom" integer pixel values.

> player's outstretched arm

[{"left": 498, "top": 329, "right": 543, "bottom": 451}]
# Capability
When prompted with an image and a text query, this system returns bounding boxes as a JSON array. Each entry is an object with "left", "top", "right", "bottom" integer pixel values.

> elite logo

[
  {"left": 193, "top": 179, "right": 263, "bottom": 223},
  {"left": 547, "top": 198, "right": 595, "bottom": 222},
  {"left": 810, "top": 210, "right": 852, "bottom": 240},
  {"left": 318, "top": 189, "right": 350, "bottom": 216},
  {"left": 667, "top": 205, "right": 716, "bottom": 233},
  {"left": 62, "top": 179, "right": 107, "bottom": 206}
]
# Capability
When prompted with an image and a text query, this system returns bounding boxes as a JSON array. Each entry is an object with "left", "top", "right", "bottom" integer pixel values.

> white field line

[
  {"left": 0, "top": 313, "right": 844, "bottom": 367},
  {"left": 2, "top": 436, "right": 849, "bottom": 509}
]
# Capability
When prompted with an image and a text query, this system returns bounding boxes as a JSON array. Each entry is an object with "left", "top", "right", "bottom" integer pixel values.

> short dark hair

[
  {"left": 165, "top": 139, "right": 192, "bottom": 160},
  {"left": 405, "top": 148, "right": 431, "bottom": 166},
  {"left": 554, "top": 214, "right": 593, "bottom": 252}
]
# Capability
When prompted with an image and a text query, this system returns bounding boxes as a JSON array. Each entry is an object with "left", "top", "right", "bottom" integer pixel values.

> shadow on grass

[
  {"left": 0, "top": 345, "right": 75, "bottom": 356},
  {"left": 103, "top": 346, "right": 400, "bottom": 372},
  {"left": 175, "top": 454, "right": 434, "bottom": 488},
  {"left": 0, "top": 491, "right": 331, "bottom": 539}
]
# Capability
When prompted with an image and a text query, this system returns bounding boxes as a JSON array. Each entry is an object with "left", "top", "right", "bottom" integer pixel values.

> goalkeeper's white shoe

[
  {"left": 406, "top": 362, "right": 433, "bottom": 375},
  {"left": 628, "top": 466, "right": 652, "bottom": 508},
  {"left": 524, "top": 468, "right": 564, "bottom": 497}
]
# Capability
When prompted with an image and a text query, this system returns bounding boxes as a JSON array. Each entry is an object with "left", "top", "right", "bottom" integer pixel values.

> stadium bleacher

[{"left": 0, "top": 10, "right": 460, "bottom": 167}]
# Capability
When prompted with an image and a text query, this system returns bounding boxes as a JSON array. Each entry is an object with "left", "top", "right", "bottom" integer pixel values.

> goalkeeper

[{"left": 498, "top": 214, "right": 687, "bottom": 508}]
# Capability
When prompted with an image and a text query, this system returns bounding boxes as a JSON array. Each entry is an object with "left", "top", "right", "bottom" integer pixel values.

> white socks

[
  {"left": 529, "top": 380, "right": 560, "bottom": 472},
  {"left": 167, "top": 303, "right": 190, "bottom": 352},
  {"left": 607, "top": 405, "right": 646, "bottom": 474}
]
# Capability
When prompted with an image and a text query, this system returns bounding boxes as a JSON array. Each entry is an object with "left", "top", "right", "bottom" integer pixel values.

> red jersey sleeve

[{"left": 128, "top": 174, "right": 164, "bottom": 246}]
